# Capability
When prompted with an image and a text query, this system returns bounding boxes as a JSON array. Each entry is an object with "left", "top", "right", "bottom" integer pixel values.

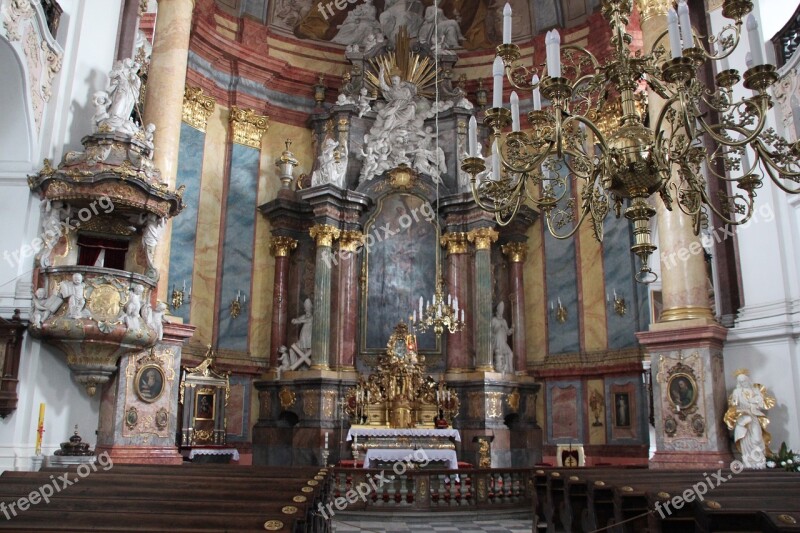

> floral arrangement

[{"left": 766, "top": 442, "right": 800, "bottom": 472}]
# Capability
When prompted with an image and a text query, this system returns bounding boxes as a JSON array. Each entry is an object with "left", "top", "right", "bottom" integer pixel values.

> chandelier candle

[
  {"left": 510, "top": 92, "right": 520, "bottom": 132},
  {"left": 532, "top": 74, "right": 541, "bottom": 110},
  {"left": 468, "top": 116, "right": 478, "bottom": 157},
  {"left": 746, "top": 15, "right": 763, "bottom": 66},
  {"left": 492, "top": 57, "right": 504, "bottom": 108},
  {"left": 502, "top": 3, "right": 512, "bottom": 45},
  {"left": 667, "top": 9, "right": 682, "bottom": 58},
  {"left": 677, "top": 0, "right": 692, "bottom": 50},
  {"left": 546, "top": 30, "right": 561, "bottom": 77}
]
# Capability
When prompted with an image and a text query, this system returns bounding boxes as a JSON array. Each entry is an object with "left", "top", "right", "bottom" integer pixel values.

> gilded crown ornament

[{"left": 462, "top": 0, "right": 800, "bottom": 284}]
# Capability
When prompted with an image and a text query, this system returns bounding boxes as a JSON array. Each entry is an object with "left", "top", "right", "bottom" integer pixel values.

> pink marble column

[
  {"left": 334, "top": 231, "right": 363, "bottom": 370},
  {"left": 502, "top": 242, "right": 527, "bottom": 374},
  {"left": 269, "top": 237, "right": 297, "bottom": 369},
  {"left": 441, "top": 233, "right": 471, "bottom": 371}
]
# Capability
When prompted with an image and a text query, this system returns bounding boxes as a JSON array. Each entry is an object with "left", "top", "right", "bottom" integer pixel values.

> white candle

[
  {"left": 324, "top": 432, "right": 329, "bottom": 449},
  {"left": 460, "top": 309, "right": 464, "bottom": 322},
  {"left": 502, "top": 3, "right": 512, "bottom": 45},
  {"left": 510, "top": 91, "right": 520, "bottom": 132},
  {"left": 468, "top": 116, "right": 478, "bottom": 157},
  {"left": 419, "top": 296, "right": 424, "bottom": 317},
  {"left": 492, "top": 140, "right": 501, "bottom": 180},
  {"left": 667, "top": 8, "right": 682, "bottom": 58},
  {"left": 492, "top": 56, "right": 504, "bottom": 108},
  {"left": 453, "top": 297, "right": 459, "bottom": 313},
  {"left": 746, "top": 14, "right": 764, "bottom": 66},
  {"left": 745, "top": 52, "right": 753, "bottom": 70},
  {"left": 677, "top": 0, "right": 692, "bottom": 50},
  {"left": 532, "top": 74, "right": 541, "bottom": 110},
  {"left": 412, "top": 310, "right": 417, "bottom": 323},
  {"left": 546, "top": 30, "right": 561, "bottom": 78}
]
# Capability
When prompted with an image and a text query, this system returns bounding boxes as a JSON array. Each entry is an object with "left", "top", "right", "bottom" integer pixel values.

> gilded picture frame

[
  {"left": 195, "top": 388, "right": 216, "bottom": 421},
  {"left": 134, "top": 364, "right": 165, "bottom": 403},
  {"left": 667, "top": 373, "right": 697, "bottom": 411}
]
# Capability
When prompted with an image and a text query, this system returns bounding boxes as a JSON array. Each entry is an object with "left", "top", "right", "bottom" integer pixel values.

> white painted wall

[
  {"left": 708, "top": 0, "right": 800, "bottom": 448},
  {"left": 0, "top": 0, "right": 122, "bottom": 471}
]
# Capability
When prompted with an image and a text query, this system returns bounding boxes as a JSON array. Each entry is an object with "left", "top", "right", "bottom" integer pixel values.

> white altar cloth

[
  {"left": 363, "top": 448, "right": 458, "bottom": 469},
  {"left": 346, "top": 428, "right": 461, "bottom": 442},
  {"left": 187, "top": 448, "right": 240, "bottom": 461}
]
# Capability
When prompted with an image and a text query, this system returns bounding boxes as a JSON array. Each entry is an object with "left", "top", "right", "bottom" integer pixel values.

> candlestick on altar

[{"left": 35, "top": 403, "right": 45, "bottom": 456}]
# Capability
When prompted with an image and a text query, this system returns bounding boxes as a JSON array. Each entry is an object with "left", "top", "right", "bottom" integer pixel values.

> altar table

[
  {"left": 363, "top": 448, "right": 458, "bottom": 469},
  {"left": 346, "top": 428, "right": 461, "bottom": 442}
]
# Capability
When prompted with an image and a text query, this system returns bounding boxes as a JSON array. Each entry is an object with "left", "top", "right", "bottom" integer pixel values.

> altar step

[{"left": 331, "top": 510, "right": 533, "bottom": 532}]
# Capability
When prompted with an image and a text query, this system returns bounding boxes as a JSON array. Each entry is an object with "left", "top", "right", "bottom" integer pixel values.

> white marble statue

[
  {"left": 143, "top": 301, "right": 167, "bottom": 341},
  {"left": 123, "top": 284, "right": 145, "bottom": 330},
  {"left": 418, "top": 1, "right": 465, "bottom": 50},
  {"left": 357, "top": 87, "right": 376, "bottom": 118},
  {"left": 725, "top": 371, "right": 776, "bottom": 469},
  {"left": 94, "top": 58, "right": 146, "bottom": 136},
  {"left": 379, "top": 0, "right": 424, "bottom": 42},
  {"left": 491, "top": 302, "right": 514, "bottom": 373},
  {"left": 288, "top": 298, "right": 313, "bottom": 369},
  {"left": 332, "top": 0, "right": 382, "bottom": 46},
  {"left": 335, "top": 93, "right": 356, "bottom": 106},
  {"left": 311, "top": 138, "right": 347, "bottom": 188},
  {"left": 412, "top": 126, "right": 446, "bottom": 182},
  {"left": 37, "top": 200, "right": 71, "bottom": 267},
  {"left": 58, "top": 273, "right": 90, "bottom": 319},
  {"left": 31, "top": 288, "right": 53, "bottom": 327},
  {"left": 141, "top": 213, "right": 166, "bottom": 278}
]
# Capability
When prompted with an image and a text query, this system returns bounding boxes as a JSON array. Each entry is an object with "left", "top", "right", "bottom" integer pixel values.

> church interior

[{"left": 0, "top": 0, "right": 799, "bottom": 530}]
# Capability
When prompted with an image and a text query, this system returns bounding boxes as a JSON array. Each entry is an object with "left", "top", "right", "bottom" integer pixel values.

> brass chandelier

[{"left": 461, "top": 0, "right": 800, "bottom": 283}]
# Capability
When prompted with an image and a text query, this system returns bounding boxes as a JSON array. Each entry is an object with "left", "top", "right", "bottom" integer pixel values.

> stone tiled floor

[{"left": 332, "top": 517, "right": 534, "bottom": 532}]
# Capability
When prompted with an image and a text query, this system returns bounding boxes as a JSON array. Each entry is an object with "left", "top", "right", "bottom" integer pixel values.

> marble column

[
  {"left": 468, "top": 228, "right": 498, "bottom": 371},
  {"left": 334, "top": 230, "right": 364, "bottom": 370},
  {"left": 637, "top": 0, "right": 713, "bottom": 325},
  {"left": 268, "top": 236, "right": 298, "bottom": 370},
  {"left": 501, "top": 242, "right": 527, "bottom": 374},
  {"left": 441, "top": 232, "right": 471, "bottom": 372},
  {"left": 142, "top": 0, "right": 196, "bottom": 302},
  {"left": 309, "top": 224, "right": 340, "bottom": 370}
]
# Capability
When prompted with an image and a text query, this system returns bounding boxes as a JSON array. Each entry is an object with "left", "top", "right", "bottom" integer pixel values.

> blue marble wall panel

[
  {"left": 217, "top": 143, "right": 259, "bottom": 351},
  {"left": 544, "top": 222, "right": 580, "bottom": 355},
  {"left": 168, "top": 123, "right": 205, "bottom": 322},
  {"left": 602, "top": 214, "right": 640, "bottom": 349}
]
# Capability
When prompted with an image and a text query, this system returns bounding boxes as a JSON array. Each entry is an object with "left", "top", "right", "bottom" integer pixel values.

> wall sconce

[
  {"left": 313, "top": 74, "right": 326, "bottom": 107},
  {"left": 171, "top": 280, "right": 191, "bottom": 311},
  {"left": 229, "top": 290, "right": 247, "bottom": 319},
  {"left": 550, "top": 297, "right": 567, "bottom": 324},
  {"left": 607, "top": 289, "right": 626, "bottom": 317}
]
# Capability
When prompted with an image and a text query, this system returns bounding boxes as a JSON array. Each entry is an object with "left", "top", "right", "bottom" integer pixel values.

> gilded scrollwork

[{"left": 279, "top": 387, "right": 296, "bottom": 409}]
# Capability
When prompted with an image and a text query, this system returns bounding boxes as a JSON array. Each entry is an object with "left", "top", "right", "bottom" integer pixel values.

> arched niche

[{"left": 0, "top": 38, "right": 34, "bottom": 167}]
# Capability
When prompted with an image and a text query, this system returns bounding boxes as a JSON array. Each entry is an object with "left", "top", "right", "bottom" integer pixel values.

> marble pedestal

[
  {"left": 637, "top": 323, "right": 734, "bottom": 469},
  {"left": 95, "top": 322, "right": 194, "bottom": 464}
]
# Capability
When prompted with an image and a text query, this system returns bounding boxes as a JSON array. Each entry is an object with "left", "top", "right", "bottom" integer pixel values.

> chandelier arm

[
  {"left": 494, "top": 193, "right": 524, "bottom": 226},
  {"left": 697, "top": 184, "right": 756, "bottom": 226},
  {"left": 543, "top": 205, "right": 591, "bottom": 240},
  {"left": 696, "top": 106, "right": 770, "bottom": 149},
  {"left": 756, "top": 144, "right": 800, "bottom": 192},
  {"left": 502, "top": 44, "right": 601, "bottom": 92},
  {"left": 691, "top": 22, "right": 744, "bottom": 62}
]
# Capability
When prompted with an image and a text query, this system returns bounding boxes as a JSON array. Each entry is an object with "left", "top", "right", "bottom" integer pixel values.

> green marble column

[
  {"left": 469, "top": 228, "right": 498, "bottom": 371},
  {"left": 309, "top": 224, "right": 340, "bottom": 370}
]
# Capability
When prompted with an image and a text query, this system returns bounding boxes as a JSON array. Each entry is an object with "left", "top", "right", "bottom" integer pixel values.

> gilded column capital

[
  {"left": 440, "top": 232, "right": 469, "bottom": 255},
  {"left": 269, "top": 236, "right": 298, "bottom": 257},
  {"left": 229, "top": 106, "right": 269, "bottom": 149},
  {"left": 501, "top": 241, "right": 528, "bottom": 263},
  {"left": 467, "top": 228, "right": 499, "bottom": 250},
  {"left": 182, "top": 86, "right": 215, "bottom": 132},
  {"left": 339, "top": 230, "right": 364, "bottom": 252},
  {"left": 634, "top": 0, "right": 671, "bottom": 21},
  {"left": 309, "top": 224, "right": 341, "bottom": 248}
]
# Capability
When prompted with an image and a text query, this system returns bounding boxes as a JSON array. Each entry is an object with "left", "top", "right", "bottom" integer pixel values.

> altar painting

[{"left": 363, "top": 193, "right": 438, "bottom": 352}]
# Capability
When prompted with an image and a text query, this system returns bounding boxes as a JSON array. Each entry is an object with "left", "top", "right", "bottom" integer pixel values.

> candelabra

[
  {"left": 229, "top": 290, "right": 247, "bottom": 319},
  {"left": 410, "top": 278, "right": 465, "bottom": 336},
  {"left": 461, "top": 0, "right": 800, "bottom": 283},
  {"left": 607, "top": 289, "right": 627, "bottom": 316}
]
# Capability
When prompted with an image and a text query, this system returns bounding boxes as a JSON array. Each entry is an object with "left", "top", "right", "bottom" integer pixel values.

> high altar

[{"left": 253, "top": 28, "right": 541, "bottom": 468}]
